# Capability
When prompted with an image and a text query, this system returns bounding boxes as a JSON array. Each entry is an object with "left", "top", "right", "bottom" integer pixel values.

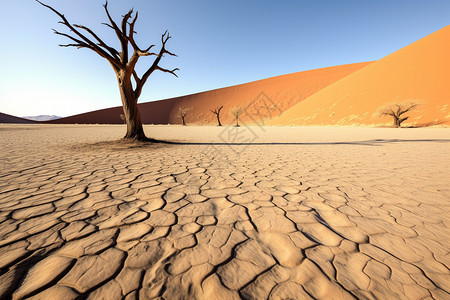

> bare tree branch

[
  {"left": 120, "top": 9, "right": 134, "bottom": 62},
  {"left": 399, "top": 104, "right": 417, "bottom": 115},
  {"left": 59, "top": 43, "right": 88, "bottom": 49},
  {"left": 132, "top": 70, "right": 141, "bottom": 86},
  {"left": 102, "top": 22, "right": 115, "bottom": 30},
  {"left": 163, "top": 49, "right": 177, "bottom": 57},
  {"left": 179, "top": 107, "right": 190, "bottom": 117},
  {"left": 128, "top": 11, "right": 139, "bottom": 50},
  {"left": 379, "top": 109, "right": 395, "bottom": 117},
  {"left": 37, "top": 0, "right": 122, "bottom": 70},
  {"left": 139, "top": 50, "right": 158, "bottom": 57},
  {"left": 103, "top": 2, "right": 124, "bottom": 39},
  {"left": 399, "top": 116, "right": 409, "bottom": 123},
  {"left": 121, "top": 9, "right": 134, "bottom": 37},
  {"left": 210, "top": 105, "right": 224, "bottom": 115},
  {"left": 161, "top": 31, "right": 177, "bottom": 57},
  {"left": 52, "top": 29, "right": 90, "bottom": 48},
  {"left": 156, "top": 66, "right": 179, "bottom": 77},
  {"left": 135, "top": 31, "right": 178, "bottom": 98},
  {"left": 103, "top": 1, "right": 130, "bottom": 63},
  {"left": 126, "top": 11, "right": 159, "bottom": 72},
  {"left": 73, "top": 24, "right": 119, "bottom": 58}
]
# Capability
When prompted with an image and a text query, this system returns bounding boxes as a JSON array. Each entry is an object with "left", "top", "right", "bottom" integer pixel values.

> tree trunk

[
  {"left": 217, "top": 114, "right": 222, "bottom": 126},
  {"left": 181, "top": 116, "right": 186, "bottom": 126},
  {"left": 394, "top": 116, "right": 400, "bottom": 128},
  {"left": 119, "top": 76, "right": 147, "bottom": 140}
]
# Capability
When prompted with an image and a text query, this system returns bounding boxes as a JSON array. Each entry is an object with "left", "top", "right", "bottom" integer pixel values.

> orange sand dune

[
  {"left": 270, "top": 26, "right": 450, "bottom": 127},
  {"left": 49, "top": 62, "right": 370, "bottom": 125}
]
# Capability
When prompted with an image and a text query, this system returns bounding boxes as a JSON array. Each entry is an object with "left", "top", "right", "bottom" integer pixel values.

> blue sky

[{"left": 0, "top": 0, "right": 449, "bottom": 117}]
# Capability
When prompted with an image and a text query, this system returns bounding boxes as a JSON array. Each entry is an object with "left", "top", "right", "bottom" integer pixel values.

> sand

[
  {"left": 271, "top": 25, "right": 450, "bottom": 127},
  {"left": 0, "top": 124, "right": 449, "bottom": 299}
]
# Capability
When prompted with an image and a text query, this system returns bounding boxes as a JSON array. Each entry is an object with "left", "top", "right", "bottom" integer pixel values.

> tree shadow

[
  {"left": 72, "top": 138, "right": 450, "bottom": 152},
  {"left": 145, "top": 138, "right": 450, "bottom": 147},
  {"left": 405, "top": 119, "right": 448, "bottom": 128}
]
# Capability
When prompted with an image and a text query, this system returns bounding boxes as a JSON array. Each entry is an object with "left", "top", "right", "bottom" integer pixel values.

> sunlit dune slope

[
  {"left": 269, "top": 26, "right": 450, "bottom": 127},
  {"left": 162, "top": 62, "right": 371, "bottom": 125},
  {"left": 48, "top": 62, "right": 370, "bottom": 125}
]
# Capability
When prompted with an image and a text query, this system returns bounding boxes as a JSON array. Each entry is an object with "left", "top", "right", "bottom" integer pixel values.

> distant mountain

[
  {"left": 23, "top": 115, "right": 61, "bottom": 122},
  {"left": 0, "top": 112, "right": 36, "bottom": 124}
]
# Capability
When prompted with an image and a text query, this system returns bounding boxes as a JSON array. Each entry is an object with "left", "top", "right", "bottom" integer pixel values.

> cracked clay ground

[{"left": 0, "top": 124, "right": 449, "bottom": 300}]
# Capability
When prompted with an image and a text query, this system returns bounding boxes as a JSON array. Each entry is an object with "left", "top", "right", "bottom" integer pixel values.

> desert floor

[{"left": 0, "top": 124, "right": 449, "bottom": 300}]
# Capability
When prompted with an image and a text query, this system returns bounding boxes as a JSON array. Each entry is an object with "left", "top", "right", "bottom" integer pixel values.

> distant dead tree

[
  {"left": 178, "top": 107, "right": 190, "bottom": 126},
  {"left": 378, "top": 101, "right": 419, "bottom": 128},
  {"left": 210, "top": 105, "right": 223, "bottom": 126},
  {"left": 230, "top": 106, "right": 243, "bottom": 127},
  {"left": 38, "top": 1, "right": 178, "bottom": 141}
]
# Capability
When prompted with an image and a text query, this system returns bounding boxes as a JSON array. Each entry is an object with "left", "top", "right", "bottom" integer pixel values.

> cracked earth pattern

[{"left": 0, "top": 125, "right": 449, "bottom": 300}]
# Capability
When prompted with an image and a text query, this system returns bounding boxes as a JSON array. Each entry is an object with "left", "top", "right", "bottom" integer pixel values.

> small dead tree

[
  {"left": 210, "top": 105, "right": 223, "bottom": 126},
  {"left": 378, "top": 101, "right": 419, "bottom": 128},
  {"left": 178, "top": 107, "right": 190, "bottom": 126},
  {"left": 230, "top": 106, "right": 243, "bottom": 127},
  {"left": 38, "top": 1, "right": 178, "bottom": 141}
]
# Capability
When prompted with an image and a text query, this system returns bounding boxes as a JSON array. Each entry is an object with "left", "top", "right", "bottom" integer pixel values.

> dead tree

[
  {"left": 230, "top": 106, "right": 243, "bottom": 127},
  {"left": 37, "top": 1, "right": 178, "bottom": 141},
  {"left": 378, "top": 101, "right": 418, "bottom": 128},
  {"left": 178, "top": 107, "right": 190, "bottom": 126},
  {"left": 210, "top": 105, "right": 223, "bottom": 126}
]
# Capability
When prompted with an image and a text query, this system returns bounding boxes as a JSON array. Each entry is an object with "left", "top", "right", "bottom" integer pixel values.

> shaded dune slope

[
  {"left": 0, "top": 113, "right": 36, "bottom": 124},
  {"left": 48, "top": 62, "right": 370, "bottom": 125}
]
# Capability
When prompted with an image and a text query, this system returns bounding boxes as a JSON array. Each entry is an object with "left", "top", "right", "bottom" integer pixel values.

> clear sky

[{"left": 0, "top": 0, "right": 449, "bottom": 117}]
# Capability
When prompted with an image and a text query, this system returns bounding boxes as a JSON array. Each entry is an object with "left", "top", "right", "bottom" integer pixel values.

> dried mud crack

[{"left": 0, "top": 125, "right": 449, "bottom": 299}]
